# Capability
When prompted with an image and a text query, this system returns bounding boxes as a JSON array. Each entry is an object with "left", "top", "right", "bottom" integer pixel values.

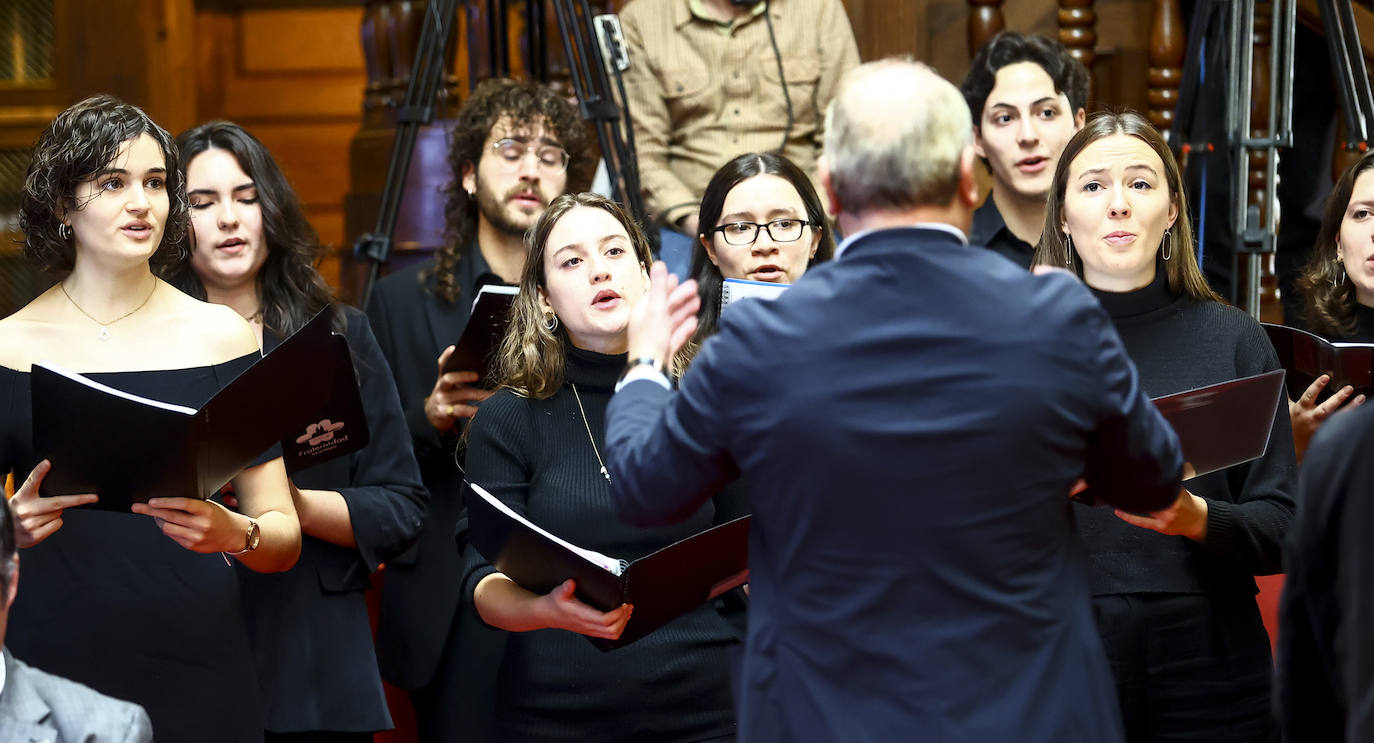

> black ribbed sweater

[
  {"left": 1078, "top": 271, "right": 1298, "bottom": 597},
  {"left": 462, "top": 344, "right": 740, "bottom": 743}
]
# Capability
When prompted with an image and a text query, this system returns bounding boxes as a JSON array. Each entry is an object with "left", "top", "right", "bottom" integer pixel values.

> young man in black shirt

[{"left": 961, "top": 32, "right": 1089, "bottom": 267}]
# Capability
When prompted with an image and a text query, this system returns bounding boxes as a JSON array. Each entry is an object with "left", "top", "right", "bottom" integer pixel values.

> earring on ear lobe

[
  {"left": 1064, "top": 234, "right": 1075, "bottom": 271},
  {"left": 58, "top": 223, "right": 72, "bottom": 241},
  {"left": 1161, "top": 229, "right": 1172, "bottom": 261},
  {"left": 1334, "top": 258, "right": 1348, "bottom": 289},
  {"left": 543, "top": 313, "right": 559, "bottom": 331}
]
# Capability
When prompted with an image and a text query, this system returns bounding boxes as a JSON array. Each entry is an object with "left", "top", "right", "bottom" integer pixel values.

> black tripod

[{"left": 355, "top": 0, "right": 652, "bottom": 309}]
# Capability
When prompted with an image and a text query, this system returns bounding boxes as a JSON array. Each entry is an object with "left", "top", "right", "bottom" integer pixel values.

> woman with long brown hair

[
  {"left": 460, "top": 192, "right": 739, "bottom": 742},
  {"left": 1033, "top": 111, "right": 1294, "bottom": 743}
]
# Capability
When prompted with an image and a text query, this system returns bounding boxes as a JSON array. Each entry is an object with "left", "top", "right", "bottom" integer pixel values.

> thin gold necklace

[
  {"left": 570, "top": 383, "right": 610, "bottom": 483},
  {"left": 60, "top": 279, "right": 158, "bottom": 342}
]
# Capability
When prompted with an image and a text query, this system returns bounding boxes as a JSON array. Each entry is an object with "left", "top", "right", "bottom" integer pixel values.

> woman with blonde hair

[
  {"left": 461, "top": 192, "right": 740, "bottom": 742},
  {"left": 1033, "top": 111, "right": 1294, "bottom": 742}
]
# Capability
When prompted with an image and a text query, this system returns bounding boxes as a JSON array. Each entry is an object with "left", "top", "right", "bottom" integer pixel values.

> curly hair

[
  {"left": 496, "top": 193, "right": 653, "bottom": 399},
  {"left": 1032, "top": 111, "right": 1221, "bottom": 303},
  {"left": 19, "top": 95, "right": 189, "bottom": 276},
  {"left": 160, "top": 120, "right": 339, "bottom": 338},
  {"left": 961, "top": 32, "right": 1091, "bottom": 129},
  {"left": 675, "top": 152, "right": 835, "bottom": 374},
  {"left": 1296, "top": 150, "right": 1374, "bottom": 338},
  {"left": 425, "top": 77, "right": 591, "bottom": 304}
]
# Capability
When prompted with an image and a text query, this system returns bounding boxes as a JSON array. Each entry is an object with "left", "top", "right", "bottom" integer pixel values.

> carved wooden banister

[
  {"left": 968, "top": 0, "right": 1005, "bottom": 57},
  {"left": 1147, "top": 0, "right": 1184, "bottom": 133},
  {"left": 1059, "top": 0, "right": 1097, "bottom": 68}
]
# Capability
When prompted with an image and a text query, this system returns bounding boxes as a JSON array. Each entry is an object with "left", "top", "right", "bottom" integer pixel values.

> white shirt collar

[{"left": 834, "top": 222, "right": 969, "bottom": 259}]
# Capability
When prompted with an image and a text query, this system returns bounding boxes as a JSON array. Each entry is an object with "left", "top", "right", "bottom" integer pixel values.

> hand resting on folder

[
  {"left": 1289, "top": 374, "right": 1365, "bottom": 462},
  {"left": 474, "top": 573, "right": 634, "bottom": 641}
]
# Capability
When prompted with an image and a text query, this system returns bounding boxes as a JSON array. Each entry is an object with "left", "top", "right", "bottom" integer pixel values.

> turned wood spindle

[
  {"left": 1058, "top": 0, "right": 1097, "bottom": 68},
  {"left": 1147, "top": 0, "right": 1184, "bottom": 133},
  {"left": 968, "top": 0, "right": 1006, "bottom": 58}
]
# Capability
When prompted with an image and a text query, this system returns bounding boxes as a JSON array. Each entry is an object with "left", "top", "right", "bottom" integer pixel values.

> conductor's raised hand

[
  {"left": 424, "top": 345, "right": 495, "bottom": 432},
  {"left": 628, "top": 261, "right": 700, "bottom": 365},
  {"left": 536, "top": 579, "right": 633, "bottom": 640},
  {"left": 1290, "top": 374, "right": 1364, "bottom": 461},
  {"left": 8, "top": 459, "right": 97, "bottom": 548},
  {"left": 132, "top": 497, "right": 251, "bottom": 553}
]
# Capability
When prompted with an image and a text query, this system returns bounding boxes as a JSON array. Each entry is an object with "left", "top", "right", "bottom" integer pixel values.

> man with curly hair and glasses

[{"left": 365, "top": 77, "right": 589, "bottom": 742}]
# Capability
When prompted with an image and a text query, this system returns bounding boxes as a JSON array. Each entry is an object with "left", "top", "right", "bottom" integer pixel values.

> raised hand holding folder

[
  {"left": 32, "top": 308, "right": 368, "bottom": 511},
  {"left": 464, "top": 480, "right": 749, "bottom": 650},
  {"left": 440, "top": 284, "right": 518, "bottom": 380}
]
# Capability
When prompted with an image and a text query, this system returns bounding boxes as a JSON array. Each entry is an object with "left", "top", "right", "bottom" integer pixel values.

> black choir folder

[
  {"left": 1262, "top": 322, "right": 1374, "bottom": 400},
  {"left": 32, "top": 308, "right": 369, "bottom": 512},
  {"left": 1151, "top": 369, "right": 1285, "bottom": 478},
  {"left": 465, "top": 481, "right": 750, "bottom": 651},
  {"left": 1074, "top": 370, "right": 1285, "bottom": 506},
  {"left": 440, "top": 285, "right": 518, "bottom": 380}
]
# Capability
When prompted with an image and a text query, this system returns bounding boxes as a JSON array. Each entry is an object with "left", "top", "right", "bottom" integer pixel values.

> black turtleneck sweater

[
  {"left": 1336, "top": 303, "right": 1374, "bottom": 342},
  {"left": 1079, "top": 270, "right": 1298, "bottom": 597},
  {"left": 462, "top": 344, "right": 740, "bottom": 743}
]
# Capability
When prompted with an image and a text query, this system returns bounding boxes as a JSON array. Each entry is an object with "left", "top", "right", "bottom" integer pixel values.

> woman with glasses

[
  {"left": 678, "top": 153, "right": 835, "bottom": 371},
  {"left": 461, "top": 193, "right": 740, "bottom": 742},
  {"left": 160, "top": 120, "right": 428, "bottom": 742}
]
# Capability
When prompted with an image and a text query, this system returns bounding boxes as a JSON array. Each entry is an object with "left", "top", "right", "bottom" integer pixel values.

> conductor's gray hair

[{"left": 823, "top": 58, "right": 973, "bottom": 211}]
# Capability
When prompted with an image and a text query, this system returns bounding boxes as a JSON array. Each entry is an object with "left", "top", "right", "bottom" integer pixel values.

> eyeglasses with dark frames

[
  {"left": 708, "top": 218, "right": 813, "bottom": 246},
  {"left": 491, "top": 138, "right": 570, "bottom": 173}
]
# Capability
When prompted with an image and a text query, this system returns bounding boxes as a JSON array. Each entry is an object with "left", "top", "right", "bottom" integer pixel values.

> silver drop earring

[
  {"left": 1162, "top": 229, "right": 1172, "bottom": 261},
  {"left": 544, "top": 313, "right": 559, "bottom": 331},
  {"left": 58, "top": 223, "right": 72, "bottom": 241},
  {"left": 1064, "top": 234, "right": 1075, "bottom": 271}
]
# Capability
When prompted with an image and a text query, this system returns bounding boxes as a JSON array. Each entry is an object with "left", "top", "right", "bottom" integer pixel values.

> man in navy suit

[{"left": 605, "top": 59, "right": 1184, "bottom": 742}]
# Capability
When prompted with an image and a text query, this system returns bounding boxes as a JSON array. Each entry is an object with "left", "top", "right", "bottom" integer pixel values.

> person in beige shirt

[{"left": 619, "top": 0, "right": 859, "bottom": 238}]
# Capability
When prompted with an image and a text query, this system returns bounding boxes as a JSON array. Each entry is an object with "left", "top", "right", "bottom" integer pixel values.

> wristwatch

[
  {"left": 225, "top": 517, "right": 261, "bottom": 556},
  {"left": 616, "top": 356, "right": 671, "bottom": 392}
]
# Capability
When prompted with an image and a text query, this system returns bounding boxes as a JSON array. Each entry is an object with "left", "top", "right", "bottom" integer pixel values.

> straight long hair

[
  {"left": 162, "top": 121, "right": 339, "bottom": 337},
  {"left": 1031, "top": 110, "right": 1221, "bottom": 303},
  {"left": 677, "top": 153, "right": 834, "bottom": 373}
]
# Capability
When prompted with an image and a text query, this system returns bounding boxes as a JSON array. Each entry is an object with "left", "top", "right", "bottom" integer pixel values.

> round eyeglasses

[
  {"left": 491, "top": 138, "right": 570, "bottom": 174},
  {"left": 708, "top": 218, "right": 813, "bottom": 246}
]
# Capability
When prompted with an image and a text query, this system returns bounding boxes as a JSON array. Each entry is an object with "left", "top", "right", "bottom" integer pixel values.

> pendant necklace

[
  {"left": 60, "top": 279, "right": 158, "bottom": 341},
  {"left": 570, "top": 382, "right": 611, "bottom": 484}
]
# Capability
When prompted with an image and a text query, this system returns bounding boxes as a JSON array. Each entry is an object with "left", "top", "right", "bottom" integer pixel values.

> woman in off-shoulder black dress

[{"left": 0, "top": 96, "right": 300, "bottom": 743}]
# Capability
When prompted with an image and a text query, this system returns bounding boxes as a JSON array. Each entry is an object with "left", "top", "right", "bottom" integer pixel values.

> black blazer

[
  {"left": 236, "top": 305, "right": 428, "bottom": 733},
  {"left": 607, "top": 227, "right": 1184, "bottom": 742},
  {"left": 364, "top": 256, "right": 506, "bottom": 692}
]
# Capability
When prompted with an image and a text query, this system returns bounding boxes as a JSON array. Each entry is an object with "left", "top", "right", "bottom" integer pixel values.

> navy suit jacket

[{"left": 606, "top": 226, "right": 1183, "bottom": 742}]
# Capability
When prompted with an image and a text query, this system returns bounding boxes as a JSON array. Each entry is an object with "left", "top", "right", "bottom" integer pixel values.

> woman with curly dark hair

[
  {"left": 161, "top": 120, "right": 428, "bottom": 742},
  {"left": 0, "top": 96, "right": 300, "bottom": 742},
  {"left": 1287, "top": 151, "right": 1374, "bottom": 457}
]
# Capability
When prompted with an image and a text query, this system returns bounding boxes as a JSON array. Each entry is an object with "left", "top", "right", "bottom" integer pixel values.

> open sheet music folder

[
  {"left": 1074, "top": 369, "right": 1285, "bottom": 505},
  {"left": 464, "top": 481, "right": 750, "bottom": 651},
  {"left": 32, "top": 307, "right": 368, "bottom": 511},
  {"left": 440, "top": 284, "right": 518, "bottom": 381},
  {"left": 1262, "top": 322, "right": 1374, "bottom": 400}
]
